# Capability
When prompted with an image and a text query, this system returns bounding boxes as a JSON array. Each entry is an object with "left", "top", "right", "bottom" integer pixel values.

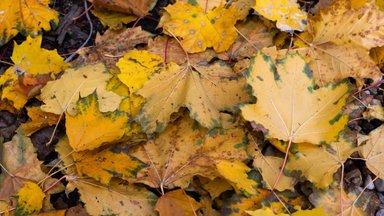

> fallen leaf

[
  {"left": 199, "top": 177, "right": 232, "bottom": 199},
  {"left": 72, "top": 144, "right": 146, "bottom": 185},
  {"left": 230, "top": 0, "right": 255, "bottom": 20},
  {"left": 155, "top": 189, "right": 201, "bottom": 216},
  {"left": 252, "top": 150, "right": 296, "bottom": 191},
  {"left": 217, "top": 18, "right": 275, "bottom": 61},
  {"left": 294, "top": 0, "right": 384, "bottom": 84},
  {"left": 131, "top": 115, "right": 248, "bottom": 189},
  {"left": 273, "top": 135, "right": 356, "bottom": 188},
  {"left": 117, "top": 50, "right": 164, "bottom": 93},
  {"left": 0, "top": 0, "right": 59, "bottom": 45},
  {"left": 216, "top": 160, "right": 258, "bottom": 196},
  {"left": 309, "top": 187, "right": 366, "bottom": 215},
  {"left": 91, "top": 8, "right": 136, "bottom": 29},
  {"left": 92, "top": 0, "right": 157, "bottom": 16},
  {"left": 363, "top": 103, "right": 384, "bottom": 121},
  {"left": 22, "top": 107, "right": 59, "bottom": 136},
  {"left": 253, "top": 0, "right": 307, "bottom": 32},
  {"left": 0, "top": 35, "right": 68, "bottom": 109},
  {"left": 78, "top": 27, "right": 153, "bottom": 69},
  {"left": 161, "top": 1, "right": 238, "bottom": 53},
  {"left": 246, "top": 207, "right": 327, "bottom": 216},
  {"left": 67, "top": 178, "right": 157, "bottom": 215},
  {"left": 65, "top": 93, "right": 129, "bottom": 151},
  {"left": 136, "top": 60, "right": 252, "bottom": 133},
  {"left": 147, "top": 36, "right": 216, "bottom": 65},
  {"left": 358, "top": 125, "right": 384, "bottom": 179},
  {"left": 241, "top": 51, "right": 349, "bottom": 144},
  {"left": 15, "top": 182, "right": 45, "bottom": 215},
  {"left": 40, "top": 63, "right": 121, "bottom": 115}
]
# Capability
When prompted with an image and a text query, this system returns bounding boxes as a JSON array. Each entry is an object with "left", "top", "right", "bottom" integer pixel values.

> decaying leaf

[
  {"left": 78, "top": 27, "right": 153, "bottom": 69},
  {"left": 358, "top": 125, "right": 384, "bottom": 179},
  {"left": 155, "top": 189, "right": 201, "bottom": 216},
  {"left": 65, "top": 94, "right": 129, "bottom": 151},
  {"left": 131, "top": 115, "right": 249, "bottom": 189},
  {"left": 40, "top": 63, "right": 121, "bottom": 115},
  {"left": 72, "top": 144, "right": 146, "bottom": 185},
  {"left": 363, "top": 103, "right": 384, "bottom": 121},
  {"left": 136, "top": 60, "right": 252, "bottom": 133},
  {"left": 241, "top": 51, "right": 349, "bottom": 144},
  {"left": 294, "top": 0, "right": 384, "bottom": 84},
  {"left": 217, "top": 18, "right": 275, "bottom": 61},
  {"left": 15, "top": 182, "right": 45, "bottom": 215},
  {"left": 253, "top": 0, "right": 307, "bottom": 32},
  {"left": 0, "top": 0, "right": 59, "bottom": 45},
  {"left": 147, "top": 36, "right": 216, "bottom": 65},
  {"left": 161, "top": 1, "right": 239, "bottom": 53},
  {"left": 67, "top": 178, "right": 157, "bottom": 215}
]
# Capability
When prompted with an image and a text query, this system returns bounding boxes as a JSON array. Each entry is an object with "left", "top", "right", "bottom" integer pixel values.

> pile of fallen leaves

[{"left": 0, "top": 0, "right": 383, "bottom": 215}]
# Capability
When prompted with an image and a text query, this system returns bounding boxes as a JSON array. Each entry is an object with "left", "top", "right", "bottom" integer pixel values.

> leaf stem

[{"left": 272, "top": 137, "right": 292, "bottom": 190}]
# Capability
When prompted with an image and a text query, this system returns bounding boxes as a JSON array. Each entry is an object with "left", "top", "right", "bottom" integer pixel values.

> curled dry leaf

[
  {"left": 241, "top": 51, "right": 349, "bottom": 144},
  {"left": 0, "top": 0, "right": 59, "bottom": 45}
]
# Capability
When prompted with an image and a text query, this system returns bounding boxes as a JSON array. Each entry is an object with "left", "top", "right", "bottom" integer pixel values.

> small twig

[{"left": 64, "top": 0, "right": 93, "bottom": 63}]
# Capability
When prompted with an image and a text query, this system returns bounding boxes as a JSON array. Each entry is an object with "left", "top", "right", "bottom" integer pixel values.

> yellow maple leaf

[
  {"left": 40, "top": 63, "right": 121, "bottom": 115},
  {"left": 161, "top": 1, "right": 238, "bottom": 53},
  {"left": 136, "top": 60, "right": 252, "bottom": 133},
  {"left": 65, "top": 93, "right": 129, "bottom": 151},
  {"left": 117, "top": 50, "right": 164, "bottom": 93},
  {"left": 253, "top": 0, "right": 307, "bottom": 32},
  {"left": 72, "top": 144, "right": 146, "bottom": 185},
  {"left": 294, "top": 0, "right": 384, "bottom": 85},
  {"left": 0, "top": 0, "right": 59, "bottom": 45},
  {"left": 66, "top": 178, "right": 157, "bottom": 216},
  {"left": 131, "top": 115, "right": 249, "bottom": 189},
  {"left": 271, "top": 135, "right": 356, "bottom": 188},
  {"left": 155, "top": 189, "right": 201, "bottom": 216},
  {"left": 241, "top": 51, "right": 349, "bottom": 145},
  {"left": 216, "top": 160, "right": 258, "bottom": 196},
  {"left": 0, "top": 35, "right": 68, "bottom": 109},
  {"left": 358, "top": 125, "right": 384, "bottom": 179},
  {"left": 252, "top": 150, "right": 295, "bottom": 191},
  {"left": 16, "top": 182, "right": 45, "bottom": 215},
  {"left": 91, "top": 8, "right": 136, "bottom": 30}
]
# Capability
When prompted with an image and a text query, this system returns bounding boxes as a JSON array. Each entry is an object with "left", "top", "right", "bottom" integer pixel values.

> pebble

[
  {"left": 365, "top": 174, "right": 375, "bottom": 190},
  {"left": 375, "top": 179, "right": 384, "bottom": 192},
  {"left": 376, "top": 209, "right": 384, "bottom": 216}
]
